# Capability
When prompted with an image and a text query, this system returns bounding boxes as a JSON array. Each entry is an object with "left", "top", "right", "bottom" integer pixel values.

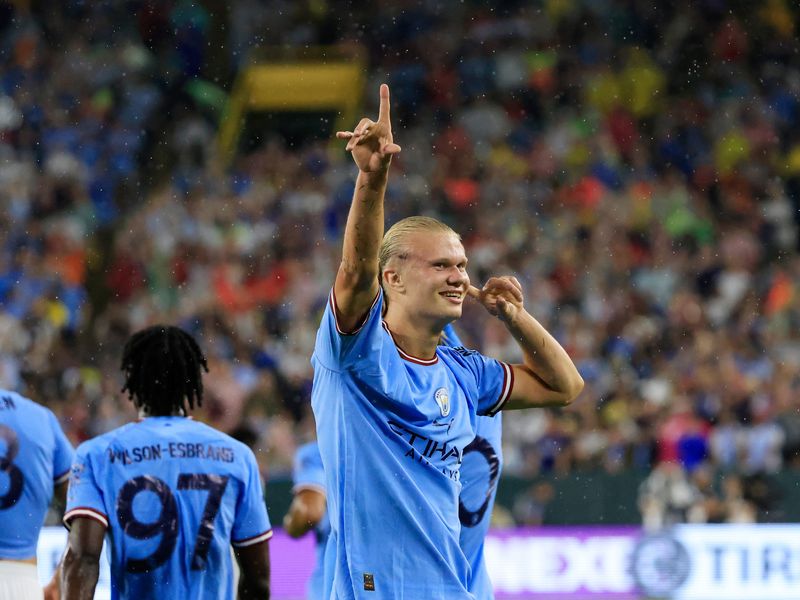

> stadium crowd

[{"left": 1, "top": 0, "right": 800, "bottom": 526}]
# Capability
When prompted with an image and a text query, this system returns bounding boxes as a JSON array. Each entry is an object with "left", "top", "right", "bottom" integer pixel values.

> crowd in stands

[{"left": 1, "top": 0, "right": 799, "bottom": 524}]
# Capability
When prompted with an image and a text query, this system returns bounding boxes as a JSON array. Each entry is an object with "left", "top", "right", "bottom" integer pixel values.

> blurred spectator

[
  {"left": 512, "top": 481, "right": 556, "bottom": 527},
  {"left": 638, "top": 462, "right": 701, "bottom": 531},
  {"left": 686, "top": 465, "right": 726, "bottom": 524},
  {"left": 741, "top": 472, "right": 785, "bottom": 523},
  {"left": 742, "top": 402, "right": 785, "bottom": 473},
  {"left": 709, "top": 409, "right": 744, "bottom": 471},
  {"left": 685, "top": 467, "right": 758, "bottom": 524},
  {"left": 720, "top": 474, "right": 757, "bottom": 524}
]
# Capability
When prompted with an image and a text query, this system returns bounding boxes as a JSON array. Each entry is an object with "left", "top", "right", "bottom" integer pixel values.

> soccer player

[
  {"left": 442, "top": 325, "right": 503, "bottom": 599},
  {"left": 60, "top": 325, "right": 272, "bottom": 600},
  {"left": 312, "top": 84, "right": 584, "bottom": 599},
  {"left": 283, "top": 440, "right": 331, "bottom": 599},
  {"left": 0, "top": 388, "right": 73, "bottom": 600}
]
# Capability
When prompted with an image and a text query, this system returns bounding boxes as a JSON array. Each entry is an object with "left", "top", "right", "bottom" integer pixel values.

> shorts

[{"left": 0, "top": 561, "right": 43, "bottom": 600}]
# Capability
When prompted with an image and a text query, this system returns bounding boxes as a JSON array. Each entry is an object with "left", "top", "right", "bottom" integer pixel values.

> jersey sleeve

[
  {"left": 48, "top": 409, "right": 74, "bottom": 484},
  {"left": 231, "top": 448, "right": 273, "bottom": 547},
  {"left": 292, "top": 443, "right": 325, "bottom": 495},
  {"left": 64, "top": 442, "right": 109, "bottom": 529},
  {"left": 453, "top": 350, "right": 514, "bottom": 417},
  {"left": 312, "top": 287, "right": 385, "bottom": 372}
]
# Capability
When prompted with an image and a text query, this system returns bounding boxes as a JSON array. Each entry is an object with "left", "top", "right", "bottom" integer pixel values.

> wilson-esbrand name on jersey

[
  {"left": 0, "top": 394, "right": 16, "bottom": 410},
  {"left": 107, "top": 442, "right": 235, "bottom": 465}
]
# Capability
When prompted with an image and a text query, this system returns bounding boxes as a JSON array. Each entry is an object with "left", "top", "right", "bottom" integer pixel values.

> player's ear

[{"left": 382, "top": 268, "right": 404, "bottom": 292}]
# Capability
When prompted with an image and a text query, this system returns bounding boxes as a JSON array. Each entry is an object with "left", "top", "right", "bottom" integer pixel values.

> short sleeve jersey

[
  {"left": 311, "top": 290, "right": 513, "bottom": 599},
  {"left": 0, "top": 390, "right": 73, "bottom": 559},
  {"left": 291, "top": 441, "right": 331, "bottom": 600},
  {"left": 64, "top": 417, "right": 271, "bottom": 600}
]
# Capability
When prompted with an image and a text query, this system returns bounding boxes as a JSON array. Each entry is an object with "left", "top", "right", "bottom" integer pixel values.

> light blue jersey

[
  {"left": 311, "top": 290, "right": 513, "bottom": 599},
  {"left": 442, "top": 325, "right": 504, "bottom": 600},
  {"left": 292, "top": 441, "right": 331, "bottom": 600},
  {"left": 459, "top": 415, "right": 502, "bottom": 599},
  {"left": 64, "top": 417, "right": 271, "bottom": 600},
  {"left": 0, "top": 389, "right": 73, "bottom": 559}
]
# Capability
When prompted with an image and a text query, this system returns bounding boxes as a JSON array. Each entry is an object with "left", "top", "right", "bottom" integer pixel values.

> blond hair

[{"left": 378, "top": 216, "right": 460, "bottom": 277}]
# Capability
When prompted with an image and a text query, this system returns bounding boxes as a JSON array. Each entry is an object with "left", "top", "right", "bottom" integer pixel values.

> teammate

[
  {"left": 443, "top": 325, "right": 503, "bottom": 599},
  {"left": 283, "top": 440, "right": 331, "bottom": 600},
  {"left": 0, "top": 388, "right": 73, "bottom": 600},
  {"left": 60, "top": 325, "right": 272, "bottom": 600},
  {"left": 311, "top": 84, "right": 584, "bottom": 598}
]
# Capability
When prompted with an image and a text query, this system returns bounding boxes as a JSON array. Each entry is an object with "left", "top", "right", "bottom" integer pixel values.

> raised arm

[
  {"left": 469, "top": 278, "right": 584, "bottom": 408},
  {"left": 333, "top": 84, "right": 401, "bottom": 332}
]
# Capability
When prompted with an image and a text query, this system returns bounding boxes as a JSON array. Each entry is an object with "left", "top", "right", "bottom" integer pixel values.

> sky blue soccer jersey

[
  {"left": 311, "top": 290, "right": 513, "bottom": 600},
  {"left": 459, "top": 413, "right": 502, "bottom": 599},
  {"left": 291, "top": 441, "right": 331, "bottom": 600},
  {"left": 64, "top": 416, "right": 272, "bottom": 600},
  {"left": 442, "top": 326, "right": 504, "bottom": 600},
  {"left": 0, "top": 389, "right": 73, "bottom": 559}
]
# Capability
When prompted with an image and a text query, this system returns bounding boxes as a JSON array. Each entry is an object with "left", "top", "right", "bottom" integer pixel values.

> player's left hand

[
  {"left": 336, "top": 84, "right": 401, "bottom": 173},
  {"left": 467, "top": 276, "right": 524, "bottom": 322}
]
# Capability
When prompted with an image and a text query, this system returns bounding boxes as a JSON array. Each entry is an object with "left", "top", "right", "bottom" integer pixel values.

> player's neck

[
  {"left": 383, "top": 313, "right": 443, "bottom": 360},
  {"left": 138, "top": 406, "right": 186, "bottom": 418}
]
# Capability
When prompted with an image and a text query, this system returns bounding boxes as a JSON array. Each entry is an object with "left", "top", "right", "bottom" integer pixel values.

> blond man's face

[{"left": 386, "top": 231, "right": 470, "bottom": 322}]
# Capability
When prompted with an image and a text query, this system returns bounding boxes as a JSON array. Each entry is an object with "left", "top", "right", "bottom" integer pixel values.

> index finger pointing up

[{"left": 378, "top": 83, "right": 391, "bottom": 124}]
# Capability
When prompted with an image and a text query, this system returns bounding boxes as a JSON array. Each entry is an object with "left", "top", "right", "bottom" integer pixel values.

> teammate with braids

[
  {"left": 59, "top": 325, "right": 272, "bottom": 600},
  {"left": 119, "top": 325, "right": 208, "bottom": 416}
]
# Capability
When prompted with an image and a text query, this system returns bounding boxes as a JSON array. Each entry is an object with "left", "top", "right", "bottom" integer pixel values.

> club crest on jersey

[{"left": 434, "top": 387, "right": 451, "bottom": 417}]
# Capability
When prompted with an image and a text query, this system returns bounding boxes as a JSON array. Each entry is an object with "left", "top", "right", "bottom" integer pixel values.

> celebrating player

[
  {"left": 311, "top": 84, "right": 584, "bottom": 598},
  {"left": 60, "top": 325, "right": 272, "bottom": 600},
  {"left": 283, "top": 440, "right": 331, "bottom": 600},
  {"left": 0, "top": 388, "right": 73, "bottom": 600}
]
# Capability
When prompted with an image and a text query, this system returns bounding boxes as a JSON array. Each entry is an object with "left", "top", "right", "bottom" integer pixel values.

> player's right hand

[{"left": 336, "top": 84, "right": 401, "bottom": 173}]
